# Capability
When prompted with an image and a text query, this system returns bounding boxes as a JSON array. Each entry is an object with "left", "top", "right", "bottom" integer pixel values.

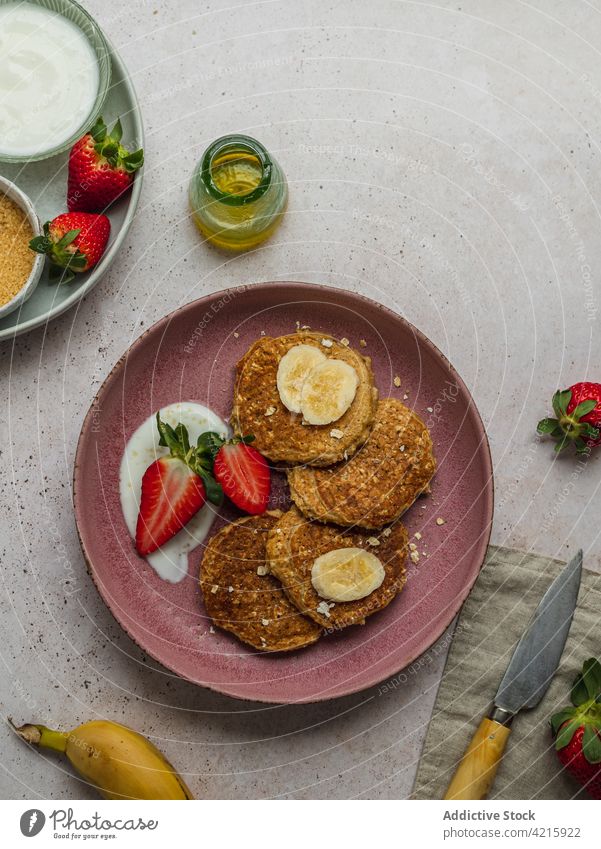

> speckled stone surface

[{"left": 2, "top": 0, "right": 601, "bottom": 799}]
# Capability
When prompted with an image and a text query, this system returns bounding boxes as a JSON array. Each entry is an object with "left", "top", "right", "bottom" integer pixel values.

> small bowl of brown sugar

[{"left": 0, "top": 176, "right": 45, "bottom": 319}]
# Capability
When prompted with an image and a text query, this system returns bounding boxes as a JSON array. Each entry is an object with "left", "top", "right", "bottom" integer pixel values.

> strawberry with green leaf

[
  {"left": 68, "top": 116, "right": 144, "bottom": 212},
  {"left": 551, "top": 658, "right": 601, "bottom": 799},
  {"left": 537, "top": 383, "right": 601, "bottom": 454},
  {"left": 29, "top": 212, "right": 110, "bottom": 284}
]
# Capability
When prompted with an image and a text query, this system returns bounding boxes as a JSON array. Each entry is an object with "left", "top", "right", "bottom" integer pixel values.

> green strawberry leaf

[
  {"left": 572, "top": 399, "right": 597, "bottom": 418},
  {"left": 574, "top": 438, "right": 589, "bottom": 454},
  {"left": 29, "top": 235, "right": 51, "bottom": 254},
  {"left": 90, "top": 116, "right": 107, "bottom": 143},
  {"left": 155, "top": 416, "right": 223, "bottom": 505},
  {"left": 122, "top": 149, "right": 144, "bottom": 173},
  {"left": 555, "top": 718, "right": 582, "bottom": 750},
  {"left": 554, "top": 435, "right": 571, "bottom": 453},
  {"left": 196, "top": 431, "right": 225, "bottom": 460},
  {"left": 95, "top": 140, "right": 119, "bottom": 165},
  {"left": 537, "top": 418, "right": 559, "bottom": 434},
  {"left": 552, "top": 389, "right": 572, "bottom": 418},
  {"left": 48, "top": 264, "right": 75, "bottom": 285},
  {"left": 571, "top": 672, "right": 590, "bottom": 706},
  {"left": 110, "top": 118, "right": 123, "bottom": 144},
  {"left": 64, "top": 252, "right": 87, "bottom": 270},
  {"left": 199, "top": 472, "right": 223, "bottom": 506},
  {"left": 551, "top": 707, "right": 577, "bottom": 734},
  {"left": 156, "top": 414, "right": 183, "bottom": 455},
  {"left": 173, "top": 422, "right": 190, "bottom": 454},
  {"left": 582, "top": 726, "right": 601, "bottom": 764},
  {"left": 55, "top": 228, "right": 81, "bottom": 250},
  {"left": 582, "top": 658, "right": 601, "bottom": 701}
]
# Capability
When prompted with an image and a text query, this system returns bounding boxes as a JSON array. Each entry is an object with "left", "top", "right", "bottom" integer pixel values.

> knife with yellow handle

[{"left": 444, "top": 550, "right": 582, "bottom": 800}]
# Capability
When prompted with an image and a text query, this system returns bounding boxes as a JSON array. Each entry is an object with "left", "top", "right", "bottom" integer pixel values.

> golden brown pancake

[
  {"left": 231, "top": 332, "right": 378, "bottom": 466},
  {"left": 200, "top": 511, "right": 322, "bottom": 651},
  {"left": 266, "top": 507, "right": 408, "bottom": 629},
  {"left": 287, "top": 399, "right": 436, "bottom": 529}
]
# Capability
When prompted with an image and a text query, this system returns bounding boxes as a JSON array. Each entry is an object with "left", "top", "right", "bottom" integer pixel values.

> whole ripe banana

[{"left": 13, "top": 720, "right": 193, "bottom": 800}]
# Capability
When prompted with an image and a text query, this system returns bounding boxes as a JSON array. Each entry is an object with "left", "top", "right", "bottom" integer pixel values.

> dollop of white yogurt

[
  {"left": 0, "top": 3, "right": 99, "bottom": 157},
  {"left": 119, "top": 402, "right": 229, "bottom": 583}
]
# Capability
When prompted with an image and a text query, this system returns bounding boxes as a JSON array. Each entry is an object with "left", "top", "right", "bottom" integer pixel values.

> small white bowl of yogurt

[{"left": 0, "top": 0, "right": 111, "bottom": 162}]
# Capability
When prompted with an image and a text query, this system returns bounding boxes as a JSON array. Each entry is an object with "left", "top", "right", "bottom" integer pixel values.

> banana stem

[{"left": 12, "top": 722, "right": 68, "bottom": 753}]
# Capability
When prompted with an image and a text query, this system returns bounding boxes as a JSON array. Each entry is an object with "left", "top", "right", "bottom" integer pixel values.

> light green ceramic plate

[{"left": 0, "top": 37, "right": 143, "bottom": 341}]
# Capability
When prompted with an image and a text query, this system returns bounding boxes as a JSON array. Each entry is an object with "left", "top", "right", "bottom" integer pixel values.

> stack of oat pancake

[{"left": 200, "top": 332, "right": 436, "bottom": 652}]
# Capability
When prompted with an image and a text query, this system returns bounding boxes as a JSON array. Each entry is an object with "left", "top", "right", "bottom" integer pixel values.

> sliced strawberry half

[
  {"left": 210, "top": 435, "right": 270, "bottom": 515},
  {"left": 136, "top": 457, "right": 206, "bottom": 555},
  {"left": 135, "top": 414, "right": 223, "bottom": 556}
]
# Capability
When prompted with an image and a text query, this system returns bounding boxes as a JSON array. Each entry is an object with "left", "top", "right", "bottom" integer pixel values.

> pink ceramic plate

[{"left": 74, "top": 282, "right": 493, "bottom": 703}]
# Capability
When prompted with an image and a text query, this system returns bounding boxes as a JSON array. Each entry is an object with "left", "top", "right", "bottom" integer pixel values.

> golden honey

[{"left": 189, "top": 135, "right": 288, "bottom": 251}]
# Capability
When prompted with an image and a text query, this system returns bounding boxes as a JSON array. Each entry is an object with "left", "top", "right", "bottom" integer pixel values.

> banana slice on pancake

[
  {"left": 300, "top": 359, "right": 359, "bottom": 425},
  {"left": 276, "top": 344, "right": 326, "bottom": 413},
  {"left": 311, "top": 547, "right": 385, "bottom": 602},
  {"left": 232, "top": 332, "right": 377, "bottom": 466},
  {"left": 276, "top": 343, "right": 359, "bottom": 424}
]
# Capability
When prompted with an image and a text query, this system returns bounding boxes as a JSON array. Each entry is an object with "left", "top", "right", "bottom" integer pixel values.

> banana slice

[
  {"left": 300, "top": 359, "right": 359, "bottom": 425},
  {"left": 311, "top": 547, "right": 385, "bottom": 602},
  {"left": 276, "top": 344, "right": 326, "bottom": 413}
]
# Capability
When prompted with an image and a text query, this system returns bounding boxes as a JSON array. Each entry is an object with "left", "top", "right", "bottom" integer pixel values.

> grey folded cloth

[{"left": 413, "top": 545, "right": 601, "bottom": 800}]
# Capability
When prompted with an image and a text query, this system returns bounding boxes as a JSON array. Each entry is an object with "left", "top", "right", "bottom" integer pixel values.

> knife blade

[
  {"left": 495, "top": 549, "right": 582, "bottom": 714},
  {"left": 444, "top": 549, "right": 583, "bottom": 800}
]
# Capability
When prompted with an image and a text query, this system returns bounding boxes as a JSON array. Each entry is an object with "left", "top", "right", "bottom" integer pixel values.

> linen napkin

[{"left": 413, "top": 545, "right": 601, "bottom": 800}]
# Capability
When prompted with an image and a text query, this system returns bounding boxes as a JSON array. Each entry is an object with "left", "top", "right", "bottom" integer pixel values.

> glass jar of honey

[{"left": 189, "top": 134, "right": 288, "bottom": 251}]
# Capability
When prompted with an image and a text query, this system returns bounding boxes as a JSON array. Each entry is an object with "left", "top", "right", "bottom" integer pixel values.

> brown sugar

[{"left": 0, "top": 193, "right": 35, "bottom": 307}]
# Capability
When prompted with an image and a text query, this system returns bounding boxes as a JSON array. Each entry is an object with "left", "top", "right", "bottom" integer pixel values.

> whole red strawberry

[
  {"left": 29, "top": 212, "right": 110, "bottom": 283},
  {"left": 67, "top": 116, "right": 143, "bottom": 212},
  {"left": 551, "top": 658, "right": 601, "bottom": 799},
  {"left": 537, "top": 383, "right": 601, "bottom": 454},
  {"left": 136, "top": 414, "right": 223, "bottom": 555}
]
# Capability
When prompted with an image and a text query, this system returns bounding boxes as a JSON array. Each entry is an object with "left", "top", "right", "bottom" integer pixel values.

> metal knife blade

[{"left": 494, "top": 550, "right": 582, "bottom": 715}]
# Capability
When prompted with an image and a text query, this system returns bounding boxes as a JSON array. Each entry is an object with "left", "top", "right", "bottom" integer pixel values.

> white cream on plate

[
  {"left": 119, "top": 402, "right": 229, "bottom": 584},
  {"left": 0, "top": 3, "right": 99, "bottom": 157}
]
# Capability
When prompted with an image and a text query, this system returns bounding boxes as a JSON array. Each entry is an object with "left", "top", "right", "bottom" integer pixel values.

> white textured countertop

[{"left": 2, "top": 0, "right": 601, "bottom": 800}]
